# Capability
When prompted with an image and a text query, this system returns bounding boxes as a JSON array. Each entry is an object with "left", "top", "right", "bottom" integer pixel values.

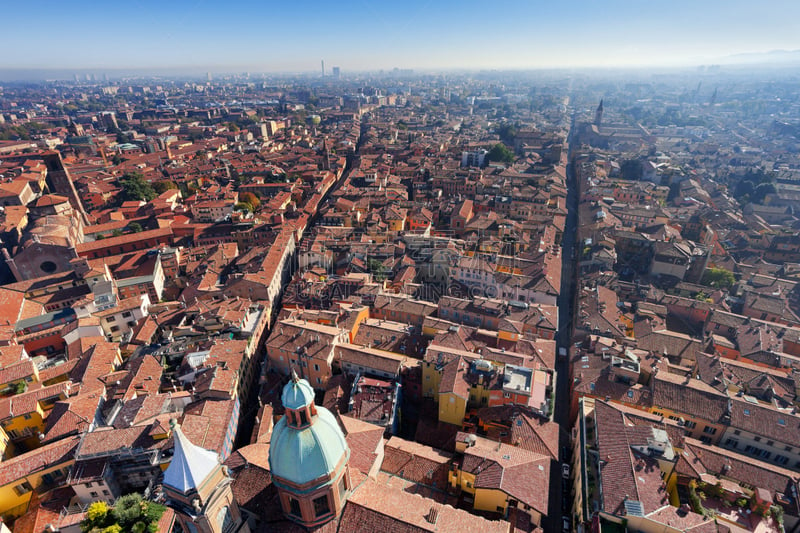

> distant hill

[{"left": 720, "top": 49, "right": 800, "bottom": 65}]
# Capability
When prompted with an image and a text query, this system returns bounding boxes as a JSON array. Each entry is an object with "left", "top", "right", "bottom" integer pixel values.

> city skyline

[{"left": 3, "top": 0, "right": 800, "bottom": 74}]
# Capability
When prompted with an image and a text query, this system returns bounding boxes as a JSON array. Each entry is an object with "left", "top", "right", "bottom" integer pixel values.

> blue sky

[{"left": 3, "top": 0, "right": 800, "bottom": 71}]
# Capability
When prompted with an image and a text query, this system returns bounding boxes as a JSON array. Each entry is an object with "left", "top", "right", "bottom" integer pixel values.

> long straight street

[{"left": 544, "top": 112, "right": 580, "bottom": 533}]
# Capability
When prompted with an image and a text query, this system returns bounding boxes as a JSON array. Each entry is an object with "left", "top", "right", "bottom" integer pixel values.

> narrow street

[{"left": 544, "top": 111, "right": 579, "bottom": 533}]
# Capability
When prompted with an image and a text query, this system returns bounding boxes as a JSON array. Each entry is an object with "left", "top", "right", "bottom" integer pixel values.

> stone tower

[
  {"left": 594, "top": 99, "right": 604, "bottom": 129},
  {"left": 163, "top": 419, "right": 250, "bottom": 533},
  {"left": 268, "top": 371, "right": 352, "bottom": 528}
]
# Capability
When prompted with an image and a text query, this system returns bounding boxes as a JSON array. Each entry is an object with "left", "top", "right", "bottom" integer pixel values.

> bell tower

[
  {"left": 163, "top": 419, "right": 250, "bottom": 533},
  {"left": 594, "top": 99, "right": 604, "bottom": 129}
]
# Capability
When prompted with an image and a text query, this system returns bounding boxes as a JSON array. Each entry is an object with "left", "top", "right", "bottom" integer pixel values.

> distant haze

[{"left": 1, "top": 0, "right": 799, "bottom": 77}]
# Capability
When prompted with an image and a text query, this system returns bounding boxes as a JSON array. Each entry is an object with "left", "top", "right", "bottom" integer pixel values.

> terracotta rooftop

[{"left": 342, "top": 476, "right": 510, "bottom": 533}]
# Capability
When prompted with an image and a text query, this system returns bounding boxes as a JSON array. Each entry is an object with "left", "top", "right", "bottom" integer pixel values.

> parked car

[
  {"left": 562, "top": 463, "right": 570, "bottom": 479},
  {"left": 562, "top": 516, "right": 571, "bottom": 532}
]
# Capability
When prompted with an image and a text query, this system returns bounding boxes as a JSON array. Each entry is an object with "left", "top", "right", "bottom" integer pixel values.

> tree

[
  {"left": 234, "top": 202, "right": 252, "bottom": 213},
  {"left": 367, "top": 258, "right": 387, "bottom": 281},
  {"left": 238, "top": 192, "right": 261, "bottom": 211},
  {"left": 701, "top": 267, "right": 735, "bottom": 289},
  {"left": 495, "top": 122, "right": 517, "bottom": 144},
  {"left": 82, "top": 502, "right": 111, "bottom": 532},
  {"left": 119, "top": 173, "right": 156, "bottom": 202},
  {"left": 153, "top": 181, "right": 178, "bottom": 194},
  {"left": 127, "top": 222, "right": 143, "bottom": 233},
  {"left": 111, "top": 493, "right": 166, "bottom": 533},
  {"left": 487, "top": 143, "right": 515, "bottom": 165}
]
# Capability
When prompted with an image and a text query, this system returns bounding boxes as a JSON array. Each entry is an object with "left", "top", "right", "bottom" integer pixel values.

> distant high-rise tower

[
  {"left": 207, "top": 71, "right": 212, "bottom": 82},
  {"left": 321, "top": 59, "right": 325, "bottom": 78},
  {"left": 594, "top": 99, "right": 604, "bottom": 128},
  {"left": 332, "top": 66, "right": 340, "bottom": 79}
]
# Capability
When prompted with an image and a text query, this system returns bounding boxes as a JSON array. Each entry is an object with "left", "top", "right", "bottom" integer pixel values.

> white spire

[{"left": 163, "top": 419, "right": 220, "bottom": 494}]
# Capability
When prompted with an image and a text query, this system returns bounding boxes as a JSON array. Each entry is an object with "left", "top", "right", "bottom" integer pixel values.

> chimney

[{"left": 425, "top": 507, "right": 439, "bottom": 525}]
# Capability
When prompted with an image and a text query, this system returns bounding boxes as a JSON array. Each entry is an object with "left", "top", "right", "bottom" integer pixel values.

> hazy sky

[{"left": 4, "top": 0, "right": 800, "bottom": 72}]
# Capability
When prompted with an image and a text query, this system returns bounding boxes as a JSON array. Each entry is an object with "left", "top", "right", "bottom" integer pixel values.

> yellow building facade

[{"left": 0, "top": 436, "right": 79, "bottom": 520}]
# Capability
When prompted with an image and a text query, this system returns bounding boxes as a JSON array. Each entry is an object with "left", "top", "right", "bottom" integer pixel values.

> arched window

[
  {"left": 216, "top": 505, "right": 234, "bottom": 532},
  {"left": 313, "top": 495, "right": 330, "bottom": 517}
]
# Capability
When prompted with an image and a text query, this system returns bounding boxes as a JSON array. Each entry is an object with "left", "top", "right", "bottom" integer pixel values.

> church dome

[
  {"left": 281, "top": 375, "right": 316, "bottom": 411},
  {"left": 269, "top": 376, "right": 349, "bottom": 486}
]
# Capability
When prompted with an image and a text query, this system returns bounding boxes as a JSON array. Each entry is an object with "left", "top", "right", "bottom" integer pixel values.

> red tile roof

[
  {"left": 0, "top": 435, "right": 80, "bottom": 488},
  {"left": 457, "top": 432, "right": 551, "bottom": 514},
  {"left": 342, "top": 476, "right": 510, "bottom": 533}
]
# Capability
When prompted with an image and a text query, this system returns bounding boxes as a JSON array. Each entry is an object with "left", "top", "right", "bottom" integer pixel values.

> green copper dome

[
  {"left": 281, "top": 375, "right": 316, "bottom": 411},
  {"left": 269, "top": 377, "right": 349, "bottom": 486}
]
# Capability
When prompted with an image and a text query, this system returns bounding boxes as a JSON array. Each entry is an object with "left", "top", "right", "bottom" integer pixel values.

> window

[
  {"left": 785, "top": 446, "right": 793, "bottom": 452},
  {"left": 700, "top": 436, "right": 712, "bottom": 444},
  {"left": 754, "top": 436, "right": 761, "bottom": 442},
  {"left": 778, "top": 419, "right": 786, "bottom": 426},
  {"left": 338, "top": 477, "right": 347, "bottom": 501},
  {"left": 313, "top": 495, "right": 330, "bottom": 517},
  {"left": 217, "top": 506, "right": 234, "bottom": 532},
  {"left": 90, "top": 491, "right": 98, "bottom": 497},
  {"left": 767, "top": 440, "right": 774, "bottom": 446},
  {"left": 110, "top": 326, "right": 120, "bottom": 333},
  {"left": 122, "top": 311, "right": 132, "bottom": 318},
  {"left": 288, "top": 497, "right": 302, "bottom": 517},
  {"left": 106, "top": 315, "right": 116, "bottom": 323},
  {"left": 703, "top": 426, "right": 717, "bottom": 435},
  {"left": 733, "top": 430, "right": 741, "bottom": 436},
  {"left": 13, "top": 481, "right": 32, "bottom": 496},
  {"left": 627, "top": 390, "right": 634, "bottom": 398},
  {"left": 314, "top": 363, "right": 319, "bottom": 372},
  {"left": 23, "top": 413, "right": 32, "bottom": 420},
  {"left": 724, "top": 438, "right": 738, "bottom": 448},
  {"left": 775, "top": 455, "right": 789, "bottom": 465},
  {"left": 684, "top": 421, "right": 696, "bottom": 429},
  {"left": 743, "top": 409, "right": 750, "bottom": 416}
]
